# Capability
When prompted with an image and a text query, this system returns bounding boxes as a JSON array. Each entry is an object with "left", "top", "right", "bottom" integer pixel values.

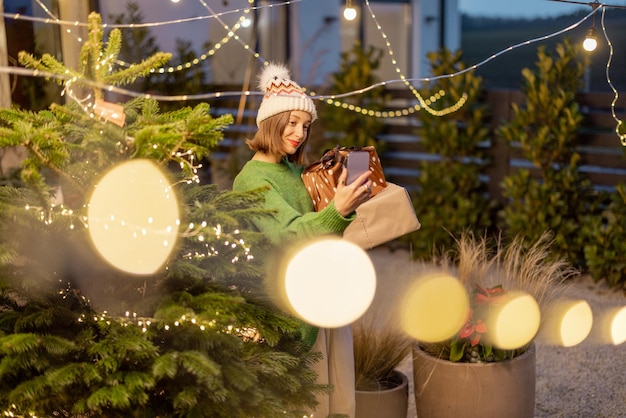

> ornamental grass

[{"left": 419, "top": 231, "right": 579, "bottom": 363}]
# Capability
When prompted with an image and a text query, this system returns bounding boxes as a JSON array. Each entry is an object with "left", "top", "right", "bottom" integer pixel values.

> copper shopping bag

[{"left": 302, "top": 146, "right": 387, "bottom": 211}]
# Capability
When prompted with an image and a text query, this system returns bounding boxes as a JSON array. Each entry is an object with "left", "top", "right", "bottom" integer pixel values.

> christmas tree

[{"left": 0, "top": 12, "right": 326, "bottom": 417}]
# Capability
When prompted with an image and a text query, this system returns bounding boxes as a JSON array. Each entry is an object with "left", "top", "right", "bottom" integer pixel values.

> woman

[{"left": 233, "top": 63, "right": 372, "bottom": 417}]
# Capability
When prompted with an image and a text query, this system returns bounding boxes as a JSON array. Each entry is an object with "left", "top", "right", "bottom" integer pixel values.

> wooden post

[
  {"left": 485, "top": 89, "right": 523, "bottom": 205},
  {"left": 0, "top": 0, "right": 11, "bottom": 109}
]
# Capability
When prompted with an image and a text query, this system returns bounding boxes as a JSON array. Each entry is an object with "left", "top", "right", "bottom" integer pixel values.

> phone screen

[{"left": 346, "top": 151, "right": 370, "bottom": 185}]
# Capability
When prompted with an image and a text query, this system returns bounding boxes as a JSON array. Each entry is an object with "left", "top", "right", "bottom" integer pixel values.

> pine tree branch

[
  {"left": 24, "top": 140, "right": 85, "bottom": 197},
  {"left": 104, "top": 53, "right": 172, "bottom": 86}
]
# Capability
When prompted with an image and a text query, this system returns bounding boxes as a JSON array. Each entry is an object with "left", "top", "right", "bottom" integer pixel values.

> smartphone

[{"left": 345, "top": 151, "right": 371, "bottom": 185}]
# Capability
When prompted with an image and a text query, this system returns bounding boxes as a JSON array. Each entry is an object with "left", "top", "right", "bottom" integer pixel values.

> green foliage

[
  {"left": 497, "top": 39, "right": 599, "bottom": 266},
  {"left": 582, "top": 184, "right": 626, "bottom": 287},
  {"left": 0, "top": 98, "right": 232, "bottom": 208},
  {"left": 109, "top": 1, "right": 211, "bottom": 112},
  {"left": 316, "top": 42, "right": 388, "bottom": 153},
  {"left": 0, "top": 13, "right": 326, "bottom": 416},
  {"left": 405, "top": 48, "right": 497, "bottom": 258},
  {"left": 108, "top": 1, "right": 161, "bottom": 92}
]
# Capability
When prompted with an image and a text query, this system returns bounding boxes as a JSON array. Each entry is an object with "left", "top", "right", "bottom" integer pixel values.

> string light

[
  {"left": 343, "top": 0, "right": 357, "bottom": 21},
  {"left": 83, "top": 309, "right": 262, "bottom": 342},
  {"left": 361, "top": 0, "right": 466, "bottom": 116},
  {"left": 28, "top": 0, "right": 263, "bottom": 75},
  {"left": 583, "top": 3, "right": 600, "bottom": 52},
  {"left": 583, "top": 27, "right": 598, "bottom": 51},
  {"left": 34, "top": 0, "right": 84, "bottom": 42},
  {"left": 2, "top": 2, "right": 623, "bottom": 138},
  {"left": 150, "top": 1, "right": 261, "bottom": 75},
  {"left": 597, "top": 6, "right": 626, "bottom": 146},
  {"left": 5, "top": 0, "right": 303, "bottom": 30}
]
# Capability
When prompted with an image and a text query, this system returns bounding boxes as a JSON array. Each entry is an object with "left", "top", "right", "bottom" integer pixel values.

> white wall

[
  {"left": 94, "top": 0, "right": 460, "bottom": 87},
  {"left": 411, "top": 0, "right": 460, "bottom": 83},
  {"left": 290, "top": 0, "right": 342, "bottom": 87}
]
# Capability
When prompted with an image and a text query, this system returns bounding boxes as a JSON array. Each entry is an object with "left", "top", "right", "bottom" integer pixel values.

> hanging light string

[
  {"left": 33, "top": 0, "right": 85, "bottom": 42},
  {"left": 194, "top": 0, "right": 264, "bottom": 63},
  {"left": 3, "top": 1, "right": 624, "bottom": 134},
  {"left": 313, "top": 7, "right": 600, "bottom": 98},
  {"left": 7, "top": 0, "right": 302, "bottom": 30},
  {"left": 597, "top": 6, "right": 626, "bottom": 145},
  {"left": 360, "top": 0, "right": 466, "bottom": 117},
  {"left": 0, "top": 7, "right": 602, "bottom": 102},
  {"left": 0, "top": 1, "right": 601, "bottom": 87},
  {"left": 28, "top": 0, "right": 262, "bottom": 74}
]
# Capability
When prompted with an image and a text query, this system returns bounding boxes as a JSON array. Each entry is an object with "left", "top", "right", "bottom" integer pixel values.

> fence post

[{"left": 485, "top": 89, "right": 522, "bottom": 205}]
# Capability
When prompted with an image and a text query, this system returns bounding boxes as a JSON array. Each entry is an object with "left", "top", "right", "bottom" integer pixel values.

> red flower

[{"left": 457, "top": 285, "right": 504, "bottom": 347}]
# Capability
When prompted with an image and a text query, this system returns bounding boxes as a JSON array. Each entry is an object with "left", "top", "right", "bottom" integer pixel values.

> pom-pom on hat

[{"left": 256, "top": 62, "right": 317, "bottom": 126}]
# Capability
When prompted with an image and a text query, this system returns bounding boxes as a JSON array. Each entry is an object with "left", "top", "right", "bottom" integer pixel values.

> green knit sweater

[
  {"left": 233, "top": 158, "right": 354, "bottom": 244},
  {"left": 233, "top": 158, "right": 355, "bottom": 348}
]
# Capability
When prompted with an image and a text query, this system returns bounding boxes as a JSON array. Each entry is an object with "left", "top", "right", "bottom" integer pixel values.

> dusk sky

[{"left": 458, "top": 0, "right": 608, "bottom": 18}]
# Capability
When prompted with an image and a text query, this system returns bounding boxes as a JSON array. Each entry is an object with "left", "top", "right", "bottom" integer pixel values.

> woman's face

[{"left": 281, "top": 111, "right": 312, "bottom": 155}]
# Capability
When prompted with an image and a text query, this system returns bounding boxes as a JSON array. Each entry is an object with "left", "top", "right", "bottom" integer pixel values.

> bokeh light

[
  {"left": 609, "top": 307, "right": 626, "bottom": 345},
  {"left": 343, "top": 5, "right": 357, "bottom": 21},
  {"left": 485, "top": 292, "right": 540, "bottom": 350},
  {"left": 282, "top": 238, "right": 376, "bottom": 328},
  {"left": 87, "top": 159, "right": 179, "bottom": 275},
  {"left": 539, "top": 300, "right": 593, "bottom": 347},
  {"left": 400, "top": 273, "right": 469, "bottom": 342},
  {"left": 597, "top": 306, "right": 626, "bottom": 345}
]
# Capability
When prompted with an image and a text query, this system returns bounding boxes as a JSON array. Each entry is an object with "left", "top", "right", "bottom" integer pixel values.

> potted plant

[
  {"left": 412, "top": 232, "right": 578, "bottom": 418},
  {"left": 353, "top": 276, "right": 414, "bottom": 418}
]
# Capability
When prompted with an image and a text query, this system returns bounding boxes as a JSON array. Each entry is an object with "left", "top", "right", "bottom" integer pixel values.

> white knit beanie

[{"left": 255, "top": 62, "right": 318, "bottom": 126}]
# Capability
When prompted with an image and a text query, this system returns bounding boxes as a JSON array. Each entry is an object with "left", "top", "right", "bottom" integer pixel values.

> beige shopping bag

[{"left": 343, "top": 183, "right": 420, "bottom": 249}]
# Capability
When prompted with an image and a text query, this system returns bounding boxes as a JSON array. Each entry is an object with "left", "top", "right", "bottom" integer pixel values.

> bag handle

[{"left": 320, "top": 145, "right": 370, "bottom": 169}]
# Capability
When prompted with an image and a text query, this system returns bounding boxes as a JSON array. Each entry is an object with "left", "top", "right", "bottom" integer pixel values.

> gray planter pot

[
  {"left": 355, "top": 369, "right": 409, "bottom": 418},
  {"left": 413, "top": 344, "right": 536, "bottom": 418}
]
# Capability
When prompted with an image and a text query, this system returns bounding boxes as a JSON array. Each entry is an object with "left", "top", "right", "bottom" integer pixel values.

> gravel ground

[{"left": 366, "top": 246, "right": 626, "bottom": 418}]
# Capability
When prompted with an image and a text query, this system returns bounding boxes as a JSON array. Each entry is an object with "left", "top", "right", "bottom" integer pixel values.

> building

[{"left": 4, "top": 0, "right": 461, "bottom": 97}]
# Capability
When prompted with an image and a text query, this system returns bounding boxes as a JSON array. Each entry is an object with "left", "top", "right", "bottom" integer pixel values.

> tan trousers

[{"left": 309, "top": 325, "right": 356, "bottom": 418}]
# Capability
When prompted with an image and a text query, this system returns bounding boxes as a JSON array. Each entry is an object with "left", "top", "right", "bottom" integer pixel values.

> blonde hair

[{"left": 246, "top": 111, "right": 312, "bottom": 165}]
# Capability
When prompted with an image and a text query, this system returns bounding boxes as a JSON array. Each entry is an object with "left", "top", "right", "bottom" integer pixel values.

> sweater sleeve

[
  {"left": 255, "top": 180, "right": 353, "bottom": 244},
  {"left": 233, "top": 163, "right": 354, "bottom": 245}
]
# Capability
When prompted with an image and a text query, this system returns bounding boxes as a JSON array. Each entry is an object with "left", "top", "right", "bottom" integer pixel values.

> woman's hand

[{"left": 333, "top": 168, "right": 373, "bottom": 217}]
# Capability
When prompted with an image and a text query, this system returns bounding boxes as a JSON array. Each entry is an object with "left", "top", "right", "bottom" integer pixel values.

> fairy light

[
  {"left": 13, "top": 0, "right": 302, "bottom": 30},
  {"left": 150, "top": 8, "right": 251, "bottom": 75},
  {"left": 85, "top": 308, "right": 262, "bottom": 342},
  {"left": 344, "top": 0, "right": 357, "bottom": 21},
  {"left": 181, "top": 223, "right": 254, "bottom": 263},
  {"left": 34, "top": 0, "right": 84, "bottom": 42},
  {"left": 2, "top": 404, "right": 39, "bottom": 417},
  {"left": 583, "top": 27, "right": 598, "bottom": 51},
  {"left": 597, "top": 6, "right": 626, "bottom": 146},
  {"left": 358, "top": 0, "right": 467, "bottom": 116},
  {"left": 26, "top": 0, "right": 273, "bottom": 75},
  {"left": 2, "top": 0, "right": 621, "bottom": 134}
]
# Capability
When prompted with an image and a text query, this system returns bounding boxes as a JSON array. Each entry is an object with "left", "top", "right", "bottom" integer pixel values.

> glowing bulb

[
  {"left": 609, "top": 307, "right": 626, "bottom": 345},
  {"left": 486, "top": 292, "right": 540, "bottom": 350},
  {"left": 344, "top": 0, "right": 357, "bottom": 21},
  {"left": 400, "top": 273, "right": 469, "bottom": 342},
  {"left": 280, "top": 238, "right": 376, "bottom": 328},
  {"left": 87, "top": 160, "right": 179, "bottom": 275},
  {"left": 539, "top": 300, "right": 593, "bottom": 347},
  {"left": 583, "top": 27, "right": 598, "bottom": 52},
  {"left": 241, "top": 17, "right": 252, "bottom": 28}
]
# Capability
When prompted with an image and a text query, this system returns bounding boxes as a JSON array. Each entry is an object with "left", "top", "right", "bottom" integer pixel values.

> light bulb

[
  {"left": 344, "top": 0, "right": 357, "bottom": 21},
  {"left": 583, "top": 27, "right": 598, "bottom": 52}
]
